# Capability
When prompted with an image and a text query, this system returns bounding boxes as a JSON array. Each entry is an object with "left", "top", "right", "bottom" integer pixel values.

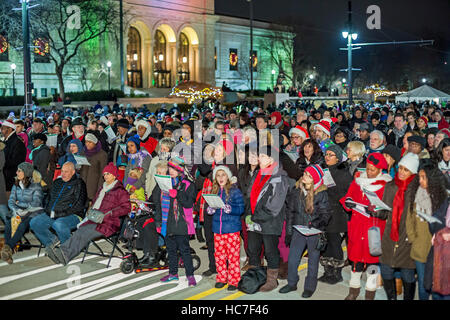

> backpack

[{"left": 237, "top": 266, "right": 267, "bottom": 294}]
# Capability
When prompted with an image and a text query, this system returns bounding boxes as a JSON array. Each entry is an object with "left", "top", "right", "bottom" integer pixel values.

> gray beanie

[
  {"left": 18, "top": 162, "right": 34, "bottom": 178},
  {"left": 85, "top": 133, "right": 98, "bottom": 144},
  {"left": 326, "top": 144, "right": 344, "bottom": 163}
]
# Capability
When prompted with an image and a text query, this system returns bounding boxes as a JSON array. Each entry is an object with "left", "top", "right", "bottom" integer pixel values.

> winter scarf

[
  {"left": 128, "top": 149, "right": 150, "bottom": 167},
  {"left": 29, "top": 143, "right": 45, "bottom": 161},
  {"left": 250, "top": 162, "right": 277, "bottom": 214},
  {"left": 392, "top": 125, "right": 408, "bottom": 146},
  {"left": 414, "top": 186, "right": 432, "bottom": 216},
  {"left": 84, "top": 141, "right": 102, "bottom": 158},
  {"left": 92, "top": 180, "right": 118, "bottom": 210},
  {"left": 160, "top": 176, "right": 179, "bottom": 237},
  {"left": 438, "top": 160, "right": 449, "bottom": 174},
  {"left": 391, "top": 173, "right": 416, "bottom": 242},
  {"left": 355, "top": 170, "right": 392, "bottom": 192}
]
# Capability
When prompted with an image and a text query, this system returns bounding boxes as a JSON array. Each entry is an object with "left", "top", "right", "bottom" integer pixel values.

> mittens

[
  {"left": 169, "top": 189, "right": 178, "bottom": 198},
  {"left": 224, "top": 204, "right": 232, "bottom": 214},
  {"left": 207, "top": 206, "right": 216, "bottom": 215},
  {"left": 245, "top": 215, "right": 253, "bottom": 226}
]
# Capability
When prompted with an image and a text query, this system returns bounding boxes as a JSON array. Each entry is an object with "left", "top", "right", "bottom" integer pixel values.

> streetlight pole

[
  {"left": 107, "top": 61, "right": 112, "bottom": 91},
  {"left": 11, "top": 63, "right": 16, "bottom": 96},
  {"left": 247, "top": 0, "right": 253, "bottom": 96},
  {"left": 22, "top": 0, "right": 33, "bottom": 115},
  {"left": 119, "top": 0, "right": 124, "bottom": 92}
]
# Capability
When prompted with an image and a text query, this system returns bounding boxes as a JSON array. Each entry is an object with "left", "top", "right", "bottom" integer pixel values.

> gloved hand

[
  {"left": 366, "top": 204, "right": 377, "bottom": 216},
  {"left": 285, "top": 234, "right": 292, "bottom": 247},
  {"left": 344, "top": 197, "right": 356, "bottom": 209},
  {"left": 207, "top": 206, "right": 216, "bottom": 215},
  {"left": 245, "top": 215, "right": 254, "bottom": 226},
  {"left": 156, "top": 227, "right": 161, "bottom": 234},
  {"left": 169, "top": 189, "right": 178, "bottom": 198},
  {"left": 223, "top": 204, "right": 232, "bottom": 214}
]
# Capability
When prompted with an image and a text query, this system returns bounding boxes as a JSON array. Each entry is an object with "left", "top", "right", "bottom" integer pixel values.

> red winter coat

[
  {"left": 82, "top": 180, "right": 131, "bottom": 237},
  {"left": 340, "top": 171, "right": 391, "bottom": 264}
]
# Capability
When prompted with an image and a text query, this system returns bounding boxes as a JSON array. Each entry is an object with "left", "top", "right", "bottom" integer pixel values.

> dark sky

[{"left": 215, "top": 0, "right": 450, "bottom": 87}]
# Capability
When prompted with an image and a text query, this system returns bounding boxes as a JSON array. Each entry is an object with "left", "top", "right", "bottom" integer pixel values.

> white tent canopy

[{"left": 395, "top": 85, "right": 450, "bottom": 104}]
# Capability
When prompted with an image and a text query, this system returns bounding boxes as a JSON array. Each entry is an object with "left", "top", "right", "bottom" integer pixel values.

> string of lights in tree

[
  {"left": 0, "top": 35, "right": 8, "bottom": 54},
  {"left": 362, "top": 84, "right": 406, "bottom": 99},
  {"left": 34, "top": 38, "right": 50, "bottom": 56},
  {"left": 170, "top": 86, "right": 223, "bottom": 104}
]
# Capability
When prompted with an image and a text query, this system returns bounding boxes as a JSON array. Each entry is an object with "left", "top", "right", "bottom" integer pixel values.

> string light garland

[
  {"left": 362, "top": 84, "right": 406, "bottom": 99},
  {"left": 170, "top": 81, "right": 223, "bottom": 104}
]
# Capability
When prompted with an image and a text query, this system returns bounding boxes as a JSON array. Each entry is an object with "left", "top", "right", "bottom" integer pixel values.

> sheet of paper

[
  {"left": 73, "top": 155, "right": 91, "bottom": 166},
  {"left": 202, "top": 194, "right": 226, "bottom": 209},
  {"left": 346, "top": 199, "right": 370, "bottom": 218},
  {"left": 119, "top": 143, "right": 127, "bottom": 154},
  {"left": 104, "top": 125, "right": 117, "bottom": 143},
  {"left": 362, "top": 187, "right": 391, "bottom": 211},
  {"left": 322, "top": 168, "right": 336, "bottom": 188},
  {"left": 428, "top": 122, "right": 438, "bottom": 128},
  {"left": 293, "top": 225, "right": 322, "bottom": 236},
  {"left": 416, "top": 210, "right": 443, "bottom": 225},
  {"left": 154, "top": 174, "right": 172, "bottom": 192},
  {"left": 46, "top": 134, "right": 58, "bottom": 148}
]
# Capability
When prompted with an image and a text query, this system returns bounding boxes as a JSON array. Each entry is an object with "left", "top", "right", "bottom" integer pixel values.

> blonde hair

[
  {"left": 155, "top": 160, "right": 168, "bottom": 172},
  {"left": 129, "top": 168, "right": 144, "bottom": 179},
  {"left": 347, "top": 141, "right": 366, "bottom": 158},
  {"left": 212, "top": 169, "right": 232, "bottom": 199},
  {"left": 295, "top": 178, "right": 314, "bottom": 214}
]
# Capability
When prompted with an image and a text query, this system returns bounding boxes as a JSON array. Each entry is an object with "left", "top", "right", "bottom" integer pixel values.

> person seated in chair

[
  {"left": 30, "top": 161, "right": 87, "bottom": 254},
  {"left": 46, "top": 163, "right": 130, "bottom": 265}
]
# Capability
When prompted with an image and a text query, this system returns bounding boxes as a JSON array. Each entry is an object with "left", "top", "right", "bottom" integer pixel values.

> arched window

[
  {"left": 153, "top": 30, "right": 170, "bottom": 87},
  {"left": 126, "top": 27, "right": 142, "bottom": 88},
  {"left": 177, "top": 32, "right": 189, "bottom": 82}
]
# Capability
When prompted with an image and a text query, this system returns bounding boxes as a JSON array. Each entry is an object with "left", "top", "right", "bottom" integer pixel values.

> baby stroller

[{"left": 119, "top": 201, "right": 201, "bottom": 274}]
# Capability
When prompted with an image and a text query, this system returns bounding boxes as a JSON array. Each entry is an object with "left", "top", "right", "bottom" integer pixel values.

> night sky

[{"left": 215, "top": 0, "right": 450, "bottom": 89}]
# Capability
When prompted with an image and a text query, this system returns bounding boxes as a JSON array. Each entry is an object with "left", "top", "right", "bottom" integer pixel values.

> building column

[
  {"left": 169, "top": 41, "right": 177, "bottom": 87},
  {"left": 192, "top": 44, "right": 199, "bottom": 83}
]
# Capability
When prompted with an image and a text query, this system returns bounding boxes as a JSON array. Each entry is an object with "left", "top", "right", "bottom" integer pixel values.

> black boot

[
  {"left": 402, "top": 281, "right": 416, "bottom": 300},
  {"left": 138, "top": 253, "right": 159, "bottom": 269},
  {"left": 318, "top": 266, "right": 333, "bottom": 284},
  {"left": 382, "top": 278, "right": 397, "bottom": 300},
  {"left": 196, "top": 228, "right": 205, "bottom": 243},
  {"left": 328, "top": 267, "right": 343, "bottom": 285}
]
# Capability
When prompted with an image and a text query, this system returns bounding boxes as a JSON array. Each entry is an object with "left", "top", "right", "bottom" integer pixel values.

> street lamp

[
  {"left": 342, "top": 78, "right": 346, "bottom": 83},
  {"left": 309, "top": 74, "right": 314, "bottom": 80},
  {"left": 107, "top": 61, "right": 112, "bottom": 91},
  {"left": 422, "top": 78, "right": 427, "bottom": 84},
  {"left": 10, "top": 63, "right": 16, "bottom": 96}
]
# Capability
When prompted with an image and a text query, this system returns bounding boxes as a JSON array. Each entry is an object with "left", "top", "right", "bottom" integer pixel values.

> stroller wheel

[
  {"left": 192, "top": 255, "right": 201, "bottom": 271},
  {"left": 120, "top": 259, "right": 135, "bottom": 274}
]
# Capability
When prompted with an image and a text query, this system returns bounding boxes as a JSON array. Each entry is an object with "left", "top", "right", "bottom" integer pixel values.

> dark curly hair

[
  {"left": 408, "top": 159, "right": 448, "bottom": 213},
  {"left": 435, "top": 138, "right": 450, "bottom": 163}
]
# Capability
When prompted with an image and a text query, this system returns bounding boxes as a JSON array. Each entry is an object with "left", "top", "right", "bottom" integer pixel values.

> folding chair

[{"left": 81, "top": 217, "right": 126, "bottom": 268}]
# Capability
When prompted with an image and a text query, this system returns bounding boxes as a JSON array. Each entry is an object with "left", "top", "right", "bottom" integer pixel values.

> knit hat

[
  {"left": 326, "top": 144, "right": 344, "bottom": 163},
  {"left": 116, "top": 118, "right": 130, "bottom": 129},
  {"left": 398, "top": 152, "right": 419, "bottom": 174},
  {"left": 0, "top": 119, "right": 16, "bottom": 130},
  {"left": 289, "top": 125, "right": 310, "bottom": 140},
  {"left": 419, "top": 116, "right": 428, "bottom": 127},
  {"left": 304, "top": 164, "right": 324, "bottom": 191},
  {"left": 18, "top": 162, "right": 34, "bottom": 178},
  {"left": 183, "top": 120, "right": 195, "bottom": 134},
  {"left": 270, "top": 111, "right": 283, "bottom": 125},
  {"left": 367, "top": 152, "right": 388, "bottom": 170},
  {"left": 213, "top": 165, "right": 237, "bottom": 184},
  {"left": 126, "top": 134, "right": 141, "bottom": 151},
  {"left": 32, "top": 132, "right": 47, "bottom": 143},
  {"left": 315, "top": 120, "right": 331, "bottom": 137},
  {"left": 407, "top": 135, "right": 426, "bottom": 149},
  {"left": 102, "top": 162, "right": 119, "bottom": 178},
  {"left": 85, "top": 133, "right": 98, "bottom": 144},
  {"left": 168, "top": 156, "right": 186, "bottom": 173},
  {"left": 382, "top": 144, "right": 401, "bottom": 164}
]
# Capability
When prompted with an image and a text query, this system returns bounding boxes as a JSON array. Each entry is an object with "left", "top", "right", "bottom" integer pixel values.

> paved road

[{"left": 0, "top": 232, "right": 394, "bottom": 301}]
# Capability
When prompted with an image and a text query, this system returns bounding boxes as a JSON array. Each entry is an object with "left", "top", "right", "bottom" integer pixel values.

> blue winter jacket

[{"left": 211, "top": 185, "right": 245, "bottom": 234}]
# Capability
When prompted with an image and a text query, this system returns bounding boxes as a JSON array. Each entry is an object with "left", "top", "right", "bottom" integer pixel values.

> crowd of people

[{"left": 0, "top": 98, "right": 449, "bottom": 300}]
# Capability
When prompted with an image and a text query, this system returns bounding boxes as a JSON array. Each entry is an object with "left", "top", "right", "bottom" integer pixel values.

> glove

[
  {"left": 207, "top": 206, "right": 216, "bottom": 215},
  {"left": 223, "top": 204, "right": 232, "bottom": 214},
  {"left": 344, "top": 198, "right": 356, "bottom": 209},
  {"left": 169, "top": 189, "right": 178, "bottom": 198},
  {"left": 285, "top": 234, "right": 292, "bottom": 247},
  {"left": 366, "top": 204, "right": 377, "bottom": 216},
  {"left": 245, "top": 215, "right": 254, "bottom": 226}
]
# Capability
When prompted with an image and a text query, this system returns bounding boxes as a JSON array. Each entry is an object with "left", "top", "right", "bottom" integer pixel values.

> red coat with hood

[{"left": 340, "top": 170, "right": 392, "bottom": 265}]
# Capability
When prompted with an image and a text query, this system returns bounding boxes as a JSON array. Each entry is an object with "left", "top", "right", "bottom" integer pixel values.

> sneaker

[
  {"left": 215, "top": 282, "right": 227, "bottom": 289},
  {"left": 202, "top": 269, "right": 217, "bottom": 277},
  {"left": 227, "top": 285, "right": 238, "bottom": 291},
  {"left": 160, "top": 274, "right": 179, "bottom": 282},
  {"left": 187, "top": 275, "right": 197, "bottom": 287}
]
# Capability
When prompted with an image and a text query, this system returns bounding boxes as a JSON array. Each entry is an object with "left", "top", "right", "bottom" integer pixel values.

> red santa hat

[
  {"left": 0, "top": 119, "right": 16, "bottom": 130},
  {"left": 315, "top": 120, "right": 331, "bottom": 137},
  {"left": 289, "top": 125, "right": 310, "bottom": 140}
]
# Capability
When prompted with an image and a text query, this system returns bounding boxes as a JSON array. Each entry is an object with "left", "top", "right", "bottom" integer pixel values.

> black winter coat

[
  {"left": 45, "top": 173, "right": 87, "bottom": 218},
  {"left": 295, "top": 152, "right": 325, "bottom": 181},
  {"left": 285, "top": 184, "right": 331, "bottom": 238},
  {"left": 3, "top": 132, "right": 27, "bottom": 191},
  {"left": 31, "top": 144, "right": 53, "bottom": 188},
  {"left": 326, "top": 162, "right": 353, "bottom": 233}
]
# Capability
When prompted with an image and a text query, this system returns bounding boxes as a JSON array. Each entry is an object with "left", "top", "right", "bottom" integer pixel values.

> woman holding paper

[
  {"left": 406, "top": 161, "right": 448, "bottom": 300},
  {"left": 1, "top": 162, "right": 44, "bottom": 264},
  {"left": 281, "top": 164, "right": 330, "bottom": 298},
  {"left": 207, "top": 165, "right": 245, "bottom": 291},
  {"left": 340, "top": 152, "right": 392, "bottom": 300}
]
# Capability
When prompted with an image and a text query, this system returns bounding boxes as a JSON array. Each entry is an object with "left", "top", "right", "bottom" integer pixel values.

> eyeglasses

[
  {"left": 325, "top": 153, "right": 336, "bottom": 157},
  {"left": 291, "top": 135, "right": 302, "bottom": 140}
]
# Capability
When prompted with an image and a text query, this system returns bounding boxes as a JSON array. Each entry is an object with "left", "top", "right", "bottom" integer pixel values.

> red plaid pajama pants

[{"left": 214, "top": 232, "right": 241, "bottom": 287}]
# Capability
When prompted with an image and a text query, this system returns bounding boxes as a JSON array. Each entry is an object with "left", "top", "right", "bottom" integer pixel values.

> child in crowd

[
  {"left": 207, "top": 165, "right": 245, "bottom": 291},
  {"left": 125, "top": 167, "right": 146, "bottom": 212},
  {"left": 153, "top": 156, "right": 198, "bottom": 286}
]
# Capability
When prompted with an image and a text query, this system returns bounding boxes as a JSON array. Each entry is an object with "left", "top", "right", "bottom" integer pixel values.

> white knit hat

[
  {"left": 85, "top": 133, "right": 98, "bottom": 144},
  {"left": 398, "top": 152, "right": 419, "bottom": 174},
  {"left": 213, "top": 165, "right": 237, "bottom": 184}
]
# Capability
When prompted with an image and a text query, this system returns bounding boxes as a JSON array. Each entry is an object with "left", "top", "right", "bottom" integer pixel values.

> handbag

[
  {"left": 86, "top": 208, "right": 113, "bottom": 224},
  {"left": 238, "top": 266, "right": 267, "bottom": 294},
  {"left": 315, "top": 232, "right": 328, "bottom": 251},
  {"left": 368, "top": 226, "right": 382, "bottom": 256}
]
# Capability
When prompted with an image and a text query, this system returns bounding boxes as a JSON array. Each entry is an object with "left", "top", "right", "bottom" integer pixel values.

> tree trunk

[{"left": 56, "top": 64, "right": 65, "bottom": 101}]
